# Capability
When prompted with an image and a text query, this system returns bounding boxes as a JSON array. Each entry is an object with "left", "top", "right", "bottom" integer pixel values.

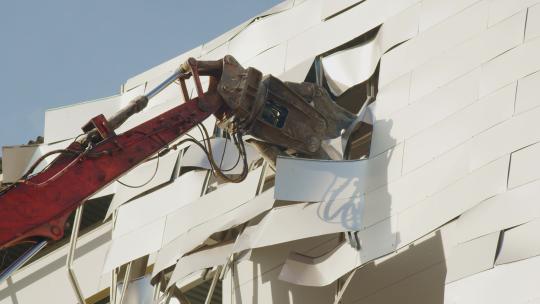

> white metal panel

[
  {"left": 1, "top": 145, "right": 38, "bottom": 183},
  {"left": 418, "top": 0, "right": 481, "bottom": 32},
  {"left": 368, "top": 72, "right": 411, "bottom": 122},
  {"left": 508, "top": 142, "right": 540, "bottom": 189},
  {"left": 370, "top": 69, "right": 480, "bottom": 155},
  {"left": 526, "top": 4, "right": 540, "bottom": 41},
  {"left": 278, "top": 56, "right": 315, "bottom": 82},
  {"left": 321, "top": 3, "right": 419, "bottom": 95},
  {"left": 496, "top": 219, "right": 540, "bottom": 265},
  {"left": 470, "top": 105, "right": 540, "bottom": 171},
  {"left": 456, "top": 179, "right": 540, "bottom": 243},
  {"left": 444, "top": 232, "right": 499, "bottom": 283},
  {"left": 103, "top": 218, "right": 165, "bottom": 272},
  {"left": 364, "top": 142, "right": 471, "bottom": 227},
  {"left": 402, "top": 82, "right": 515, "bottom": 173},
  {"left": 480, "top": 36, "right": 540, "bottom": 98},
  {"left": 279, "top": 242, "right": 359, "bottom": 287},
  {"left": 285, "top": 0, "right": 420, "bottom": 71},
  {"left": 44, "top": 95, "right": 122, "bottom": 143},
  {"left": 397, "top": 155, "right": 509, "bottom": 247},
  {"left": 380, "top": 0, "right": 488, "bottom": 88},
  {"left": 152, "top": 187, "right": 275, "bottom": 277},
  {"left": 161, "top": 166, "right": 261, "bottom": 245},
  {"left": 168, "top": 243, "right": 233, "bottom": 287},
  {"left": 488, "top": 0, "right": 540, "bottom": 26},
  {"left": 411, "top": 10, "right": 525, "bottom": 101},
  {"left": 228, "top": 0, "right": 321, "bottom": 63},
  {"left": 21, "top": 140, "right": 71, "bottom": 177},
  {"left": 105, "top": 149, "right": 179, "bottom": 218},
  {"left": 444, "top": 255, "right": 540, "bottom": 304},
  {"left": 244, "top": 43, "right": 287, "bottom": 78},
  {"left": 181, "top": 137, "right": 260, "bottom": 174},
  {"left": 275, "top": 145, "right": 402, "bottom": 202},
  {"left": 321, "top": 0, "right": 364, "bottom": 20},
  {"left": 113, "top": 170, "right": 207, "bottom": 239},
  {"left": 515, "top": 71, "right": 540, "bottom": 114}
]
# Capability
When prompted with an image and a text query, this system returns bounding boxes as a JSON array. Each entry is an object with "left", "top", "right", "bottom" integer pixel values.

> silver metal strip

[{"left": 66, "top": 204, "right": 86, "bottom": 304}]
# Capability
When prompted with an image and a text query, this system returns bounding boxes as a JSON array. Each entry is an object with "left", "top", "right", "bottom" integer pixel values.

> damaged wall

[{"left": 3, "top": 0, "right": 540, "bottom": 303}]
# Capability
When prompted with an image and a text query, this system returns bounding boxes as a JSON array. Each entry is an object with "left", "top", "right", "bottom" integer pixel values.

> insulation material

[
  {"left": 380, "top": 1, "right": 489, "bottom": 88},
  {"left": 508, "top": 142, "right": 540, "bottom": 189},
  {"left": 370, "top": 69, "right": 480, "bottom": 155},
  {"left": 275, "top": 145, "right": 402, "bottom": 202},
  {"left": 152, "top": 187, "right": 275, "bottom": 277},
  {"left": 321, "top": 3, "right": 419, "bottom": 95},
  {"left": 397, "top": 155, "right": 508, "bottom": 247},
  {"left": 285, "top": 0, "right": 420, "bottom": 71},
  {"left": 43, "top": 95, "right": 121, "bottom": 143},
  {"left": 515, "top": 70, "right": 540, "bottom": 115},
  {"left": 228, "top": 0, "right": 321, "bottom": 63},
  {"left": 444, "top": 255, "right": 540, "bottom": 304},
  {"left": 112, "top": 170, "right": 207, "bottom": 239},
  {"left": 496, "top": 219, "right": 540, "bottom": 265},
  {"left": 526, "top": 3, "right": 540, "bottom": 41},
  {"left": 401, "top": 82, "right": 515, "bottom": 173},
  {"left": 1, "top": 145, "right": 39, "bottom": 183},
  {"left": 456, "top": 179, "right": 540, "bottom": 243},
  {"left": 105, "top": 149, "right": 179, "bottom": 218},
  {"left": 410, "top": 10, "right": 525, "bottom": 101},
  {"left": 181, "top": 137, "right": 260, "bottom": 175},
  {"left": 168, "top": 243, "right": 234, "bottom": 287},
  {"left": 470, "top": 104, "right": 540, "bottom": 172}
]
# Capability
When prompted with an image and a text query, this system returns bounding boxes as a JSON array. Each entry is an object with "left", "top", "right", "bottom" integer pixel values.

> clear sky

[{"left": 0, "top": 0, "right": 281, "bottom": 153}]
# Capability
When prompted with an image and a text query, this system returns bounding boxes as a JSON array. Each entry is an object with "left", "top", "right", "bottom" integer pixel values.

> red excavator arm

[
  {"left": 0, "top": 54, "right": 358, "bottom": 250},
  {"left": 0, "top": 58, "right": 225, "bottom": 249}
]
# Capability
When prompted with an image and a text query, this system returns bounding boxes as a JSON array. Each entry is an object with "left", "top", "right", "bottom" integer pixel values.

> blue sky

[{"left": 0, "top": 0, "right": 281, "bottom": 153}]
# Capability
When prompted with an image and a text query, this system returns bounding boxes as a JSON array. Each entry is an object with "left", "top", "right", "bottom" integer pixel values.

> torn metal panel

[
  {"left": 275, "top": 145, "right": 402, "bottom": 202},
  {"left": 508, "top": 142, "right": 540, "bottom": 189},
  {"left": 1, "top": 145, "right": 39, "bottom": 183},
  {"left": 152, "top": 187, "right": 275, "bottom": 277},
  {"left": 228, "top": 0, "right": 321, "bottom": 63},
  {"left": 456, "top": 179, "right": 540, "bottom": 244},
  {"left": 168, "top": 243, "right": 233, "bottom": 288},
  {"left": 44, "top": 95, "right": 122, "bottom": 143},
  {"left": 162, "top": 167, "right": 261, "bottom": 245},
  {"left": 113, "top": 170, "right": 207, "bottom": 239},
  {"left": 105, "top": 149, "right": 179, "bottom": 218},
  {"left": 233, "top": 198, "right": 397, "bottom": 255},
  {"left": 368, "top": 72, "right": 411, "bottom": 121},
  {"left": 416, "top": 12, "right": 525, "bottom": 102},
  {"left": 17, "top": 140, "right": 71, "bottom": 180},
  {"left": 278, "top": 56, "right": 316, "bottom": 82},
  {"left": 397, "top": 155, "right": 508, "bottom": 247},
  {"left": 103, "top": 218, "right": 165, "bottom": 272},
  {"left": 370, "top": 69, "right": 480, "bottom": 156},
  {"left": 444, "top": 231, "right": 499, "bottom": 283},
  {"left": 402, "top": 82, "right": 515, "bottom": 173},
  {"left": 380, "top": 0, "right": 488, "bottom": 87},
  {"left": 321, "top": 3, "right": 419, "bottom": 95},
  {"left": 496, "top": 219, "right": 540, "bottom": 265},
  {"left": 286, "top": 0, "right": 420, "bottom": 71},
  {"left": 488, "top": 0, "right": 540, "bottom": 26},
  {"left": 515, "top": 71, "right": 540, "bottom": 115},
  {"left": 444, "top": 255, "right": 540, "bottom": 304},
  {"left": 181, "top": 137, "right": 260, "bottom": 175}
]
